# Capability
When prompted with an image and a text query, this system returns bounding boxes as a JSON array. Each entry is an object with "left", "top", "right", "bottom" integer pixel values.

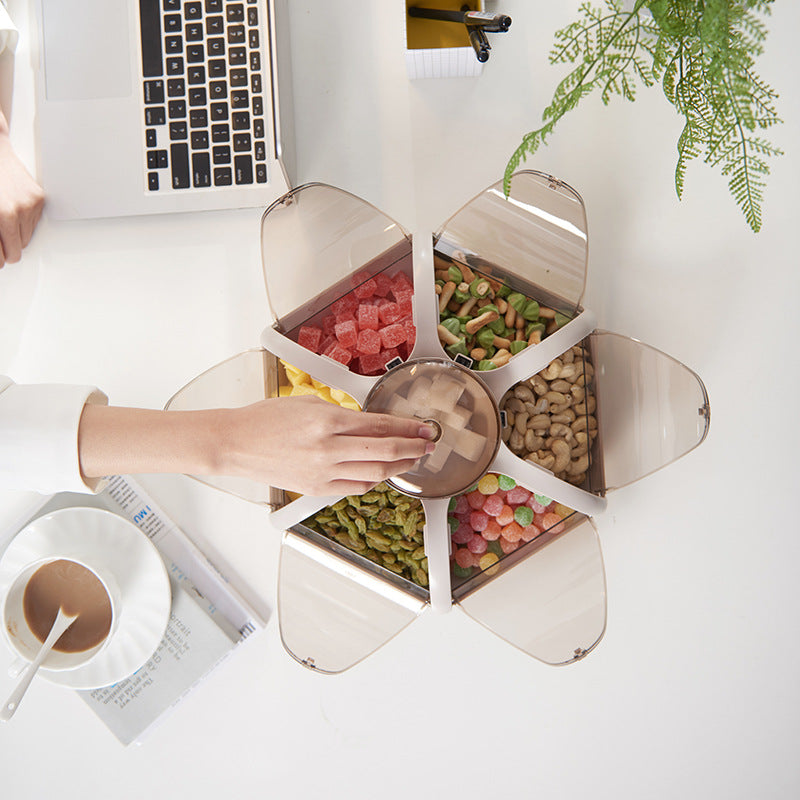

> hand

[
  {"left": 0, "top": 111, "right": 45, "bottom": 268},
  {"left": 217, "top": 396, "right": 437, "bottom": 496},
  {"left": 78, "top": 396, "right": 437, "bottom": 497}
]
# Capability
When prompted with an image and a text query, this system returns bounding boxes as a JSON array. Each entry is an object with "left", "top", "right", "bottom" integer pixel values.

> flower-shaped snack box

[{"left": 167, "top": 173, "right": 710, "bottom": 673}]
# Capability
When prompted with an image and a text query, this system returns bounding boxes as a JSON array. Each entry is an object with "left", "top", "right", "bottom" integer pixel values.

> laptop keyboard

[{"left": 139, "top": 0, "right": 269, "bottom": 192}]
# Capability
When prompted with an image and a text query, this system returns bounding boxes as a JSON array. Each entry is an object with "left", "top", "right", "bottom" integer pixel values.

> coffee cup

[{"left": 2, "top": 556, "right": 121, "bottom": 672}]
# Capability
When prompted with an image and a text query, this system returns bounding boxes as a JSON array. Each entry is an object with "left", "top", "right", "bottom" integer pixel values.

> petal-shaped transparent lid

[
  {"left": 261, "top": 182, "right": 411, "bottom": 327},
  {"left": 454, "top": 516, "right": 606, "bottom": 665},
  {"left": 278, "top": 530, "right": 427, "bottom": 674},
  {"left": 434, "top": 170, "right": 588, "bottom": 315},
  {"left": 591, "top": 331, "right": 711, "bottom": 491}
]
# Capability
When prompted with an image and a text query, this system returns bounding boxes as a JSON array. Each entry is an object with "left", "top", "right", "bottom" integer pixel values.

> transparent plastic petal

[
  {"left": 455, "top": 516, "right": 606, "bottom": 665},
  {"left": 434, "top": 170, "right": 588, "bottom": 316},
  {"left": 278, "top": 531, "right": 427, "bottom": 674},
  {"left": 261, "top": 182, "right": 411, "bottom": 327},
  {"left": 591, "top": 331, "right": 711, "bottom": 491}
]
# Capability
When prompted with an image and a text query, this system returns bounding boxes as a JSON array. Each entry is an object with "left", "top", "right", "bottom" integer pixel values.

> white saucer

[{"left": 0, "top": 507, "right": 171, "bottom": 690}]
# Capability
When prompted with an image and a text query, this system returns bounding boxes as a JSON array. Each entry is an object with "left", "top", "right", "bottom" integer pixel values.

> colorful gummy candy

[
  {"left": 448, "top": 473, "right": 574, "bottom": 579},
  {"left": 294, "top": 269, "right": 416, "bottom": 376}
]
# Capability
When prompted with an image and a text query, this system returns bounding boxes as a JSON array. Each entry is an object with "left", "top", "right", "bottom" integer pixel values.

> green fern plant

[{"left": 504, "top": 0, "right": 783, "bottom": 232}]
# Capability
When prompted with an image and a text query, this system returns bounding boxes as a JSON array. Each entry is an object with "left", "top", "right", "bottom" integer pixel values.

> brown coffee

[{"left": 23, "top": 560, "right": 112, "bottom": 653}]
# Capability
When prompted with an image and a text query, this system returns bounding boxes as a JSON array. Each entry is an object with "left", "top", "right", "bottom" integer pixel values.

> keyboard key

[
  {"left": 227, "top": 4, "right": 244, "bottom": 22},
  {"left": 233, "top": 133, "right": 251, "bottom": 152},
  {"left": 234, "top": 154, "right": 253, "bottom": 184},
  {"left": 147, "top": 149, "right": 169, "bottom": 169},
  {"left": 227, "top": 25, "right": 245, "bottom": 44},
  {"left": 145, "top": 106, "right": 166, "bottom": 125},
  {"left": 189, "top": 87, "right": 207, "bottom": 106},
  {"left": 232, "top": 111, "right": 250, "bottom": 130},
  {"left": 231, "top": 90, "right": 248, "bottom": 109},
  {"left": 146, "top": 128, "right": 157, "bottom": 147},
  {"left": 185, "top": 22, "right": 203, "bottom": 41},
  {"left": 144, "top": 80, "right": 164, "bottom": 104},
  {"left": 213, "top": 167, "right": 233, "bottom": 186},
  {"left": 168, "top": 100, "right": 187, "bottom": 118},
  {"left": 247, "top": 6, "right": 258, "bottom": 26},
  {"left": 254, "top": 140, "right": 266, "bottom": 161},
  {"left": 208, "top": 37, "right": 225, "bottom": 57},
  {"left": 167, "top": 78, "right": 185, "bottom": 97},
  {"left": 163, "top": 0, "right": 180, "bottom": 9},
  {"left": 230, "top": 68, "right": 247, "bottom": 87},
  {"left": 165, "top": 35, "right": 182, "bottom": 54},
  {"left": 255, "top": 163, "right": 267, "bottom": 183},
  {"left": 139, "top": 0, "right": 163, "bottom": 78},
  {"left": 211, "top": 124, "right": 230, "bottom": 142},
  {"left": 148, "top": 172, "right": 160, "bottom": 191},
  {"left": 212, "top": 145, "right": 231, "bottom": 164},
  {"left": 206, "top": 15, "right": 223, "bottom": 35},
  {"left": 205, "top": 0, "right": 222, "bottom": 12},
  {"left": 253, "top": 118, "right": 264, "bottom": 138},
  {"left": 171, "top": 143, "right": 190, "bottom": 188},
  {"left": 248, "top": 29, "right": 259, "bottom": 48},
  {"left": 251, "top": 73, "right": 262, "bottom": 93},
  {"left": 192, "top": 152, "right": 212, "bottom": 187},
  {"left": 184, "top": 2, "right": 202, "bottom": 20},
  {"left": 229, "top": 47, "right": 246, "bottom": 65},
  {"left": 208, "top": 59, "right": 226, "bottom": 78},
  {"left": 189, "top": 109, "right": 208, "bottom": 128},
  {"left": 191, "top": 130, "right": 210, "bottom": 149},
  {"left": 249, "top": 51, "right": 260, "bottom": 71},
  {"left": 186, "top": 44, "right": 205, "bottom": 62},
  {"left": 209, "top": 81, "right": 228, "bottom": 100},
  {"left": 210, "top": 103, "right": 228, "bottom": 120},
  {"left": 187, "top": 65, "right": 206, "bottom": 84},
  {"left": 169, "top": 121, "right": 188, "bottom": 139},
  {"left": 166, "top": 57, "right": 184, "bottom": 75},
  {"left": 252, "top": 96, "right": 263, "bottom": 116},
  {"left": 164, "top": 14, "right": 181, "bottom": 32}
]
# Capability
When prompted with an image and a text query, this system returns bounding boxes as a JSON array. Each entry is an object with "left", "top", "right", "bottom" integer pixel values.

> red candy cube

[
  {"left": 297, "top": 325, "right": 322, "bottom": 353},
  {"left": 379, "top": 323, "right": 407, "bottom": 349},
  {"left": 374, "top": 273, "right": 393, "bottom": 297},
  {"left": 353, "top": 277, "right": 377, "bottom": 299},
  {"left": 378, "top": 302, "right": 402, "bottom": 325},
  {"left": 390, "top": 273, "right": 413, "bottom": 298},
  {"left": 334, "top": 319, "right": 358, "bottom": 350},
  {"left": 331, "top": 294, "right": 358, "bottom": 316},
  {"left": 358, "top": 351, "right": 388, "bottom": 375},
  {"left": 357, "top": 304, "right": 380, "bottom": 331},
  {"left": 356, "top": 328, "right": 381, "bottom": 355},
  {"left": 322, "top": 342, "right": 353, "bottom": 366}
]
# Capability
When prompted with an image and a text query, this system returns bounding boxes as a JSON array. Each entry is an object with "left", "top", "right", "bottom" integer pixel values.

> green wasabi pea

[
  {"left": 448, "top": 265, "right": 463, "bottom": 283},
  {"left": 441, "top": 317, "right": 461, "bottom": 336},
  {"left": 476, "top": 327, "right": 496, "bottom": 349},
  {"left": 477, "top": 359, "right": 497, "bottom": 371},
  {"left": 525, "top": 321, "right": 546, "bottom": 337},
  {"left": 446, "top": 338, "right": 469, "bottom": 357},
  {"left": 555, "top": 311, "right": 571, "bottom": 328},
  {"left": 469, "top": 277, "right": 492, "bottom": 298},
  {"left": 521, "top": 300, "right": 540, "bottom": 321},
  {"left": 453, "top": 287, "right": 471, "bottom": 303},
  {"left": 496, "top": 284, "right": 511, "bottom": 299},
  {"left": 488, "top": 317, "right": 506, "bottom": 334},
  {"left": 509, "top": 340, "right": 527, "bottom": 355}
]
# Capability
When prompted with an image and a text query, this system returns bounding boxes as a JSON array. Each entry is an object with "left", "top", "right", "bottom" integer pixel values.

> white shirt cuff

[{"left": 0, "top": 382, "right": 109, "bottom": 494}]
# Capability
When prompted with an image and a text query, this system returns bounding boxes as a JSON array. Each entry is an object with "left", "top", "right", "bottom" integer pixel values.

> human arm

[{"left": 77, "top": 396, "right": 436, "bottom": 497}]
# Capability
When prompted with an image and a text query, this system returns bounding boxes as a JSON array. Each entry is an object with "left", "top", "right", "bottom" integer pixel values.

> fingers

[
  {"left": 333, "top": 433, "right": 434, "bottom": 466},
  {"left": 336, "top": 408, "right": 437, "bottom": 441},
  {"left": 0, "top": 220, "right": 22, "bottom": 264},
  {"left": 320, "top": 456, "right": 423, "bottom": 495}
]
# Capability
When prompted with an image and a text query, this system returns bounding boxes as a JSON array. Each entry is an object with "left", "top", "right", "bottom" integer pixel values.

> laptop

[{"left": 32, "top": 0, "right": 295, "bottom": 220}]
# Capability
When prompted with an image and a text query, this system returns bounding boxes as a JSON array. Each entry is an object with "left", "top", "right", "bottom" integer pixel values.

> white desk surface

[{"left": 1, "top": 1, "right": 799, "bottom": 797}]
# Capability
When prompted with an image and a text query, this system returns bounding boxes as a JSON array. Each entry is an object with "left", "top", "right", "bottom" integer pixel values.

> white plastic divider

[
  {"left": 478, "top": 308, "right": 598, "bottom": 399},
  {"left": 409, "top": 230, "right": 448, "bottom": 361},
  {"left": 490, "top": 445, "right": 607, "bottom": 517},
  {"left": 260, "top": 324, "right": 377, "bottom": 407},
  {"left": 420, "top": 496, "right": 452, "bottom": 613}
]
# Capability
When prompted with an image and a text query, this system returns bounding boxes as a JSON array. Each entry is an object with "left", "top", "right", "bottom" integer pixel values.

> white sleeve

[
  {"left": 0, "top": 376, "right": 109, "bottom": 494},
  {"left": 0, "top": 4, "right": 19, "bottom": 55}
]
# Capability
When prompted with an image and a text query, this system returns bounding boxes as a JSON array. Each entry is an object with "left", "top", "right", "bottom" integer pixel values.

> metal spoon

[{"left": 1, "top": 608, "right": 79, "bottom": 721}]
